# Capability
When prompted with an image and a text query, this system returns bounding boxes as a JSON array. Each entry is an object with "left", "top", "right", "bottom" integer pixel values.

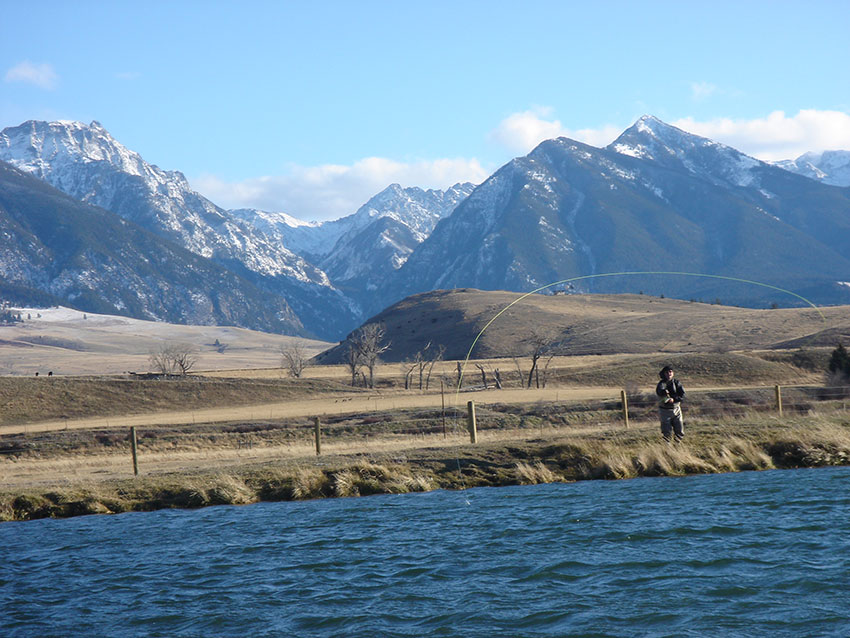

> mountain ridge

[
  {"left": 377, "top": 121, "right": 850, "bottom": 316},
  {"left": 2, "top": 115, "right": 849, "bottom": 341},
  {"left": 0, "top": 159, "right": 305, "bottom": 333},
  {"left": 0, "top": 120, "right": 359, "bottom": 338}
]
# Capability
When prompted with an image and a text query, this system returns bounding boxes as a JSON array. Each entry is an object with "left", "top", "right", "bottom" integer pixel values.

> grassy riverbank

[{"left": 2, "top": 411, "right": 848, "bottom": 522}]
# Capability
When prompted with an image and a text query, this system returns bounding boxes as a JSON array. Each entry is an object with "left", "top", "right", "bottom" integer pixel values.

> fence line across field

[{"left": 117, "top": 383, "right": 849, "bottom": 472}]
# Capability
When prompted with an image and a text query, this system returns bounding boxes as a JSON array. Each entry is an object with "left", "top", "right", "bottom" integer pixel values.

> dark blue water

[{"left": 2, "top": 467, "right": 849, "bottom": 637}]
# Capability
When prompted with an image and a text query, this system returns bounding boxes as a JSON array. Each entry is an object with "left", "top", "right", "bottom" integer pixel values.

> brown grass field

[{"left": 1, "top": 296, "right": 849, "bottom": 521}]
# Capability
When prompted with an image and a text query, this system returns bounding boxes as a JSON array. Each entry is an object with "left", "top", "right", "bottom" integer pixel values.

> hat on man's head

[{"left": 659, "top": 365, "right": 673, "bottom": 378}]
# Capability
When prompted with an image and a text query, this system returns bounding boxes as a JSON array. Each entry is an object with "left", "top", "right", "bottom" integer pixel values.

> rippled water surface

[{"left": 2, "top": 467, "right": 850, "bottom": 637}]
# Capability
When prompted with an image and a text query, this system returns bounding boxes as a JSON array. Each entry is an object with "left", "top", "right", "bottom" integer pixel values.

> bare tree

[
  {"left": 402, "top": 351, "right": 423, "bottom": 390},
  {"left": 511, "top": 355, "right": 526, "bottom": 387},
  {"left": 525, "top": 330, "right": 555, "bottom": 388},
  {"left": 149, "top": 342, "right": 197, "bottom": 376},
  {"left": 280, "top": 342, "right": 310, "bottom": 378},
  {"left": 539, "top": 353, "right": 556, "bottom": 388},
  {"left": 416, "top": 342, "right": 431, "bottom": 389},
  {"left": 401, "top": 359, "right": 418, "bottom": 389},
  {"left": 350, "top": 323, "right": 389, "bottom": 389},
  {"left": 149, "top": 343, "right": 177, "bottom": 375},
  {"left": 519, "top": 329, "right": 560, "bottom": 389},
  {"left": 474, "top": 363, "right": 489, "bottom": 389},
  {"left": 172, "top": 346, "right": 197, "bottom": 375},
  {"left": 424, "top": 344, "right": 446, "bottom": 390},
  {"left": 344, "top": 341, "right": 363, "bottom": 386}
]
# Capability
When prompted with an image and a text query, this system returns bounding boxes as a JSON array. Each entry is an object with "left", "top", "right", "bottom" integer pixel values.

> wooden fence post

[
  {"left": 441, "top": 379, "right": 446, "bottom": 438},
  {"left": 775, "top": 385, "right": 783, "bottom": 417},
  {"left": 313, "top": 416, "right": 322, "bottom": 456},
  {"left": 130, "top": 426, "right": 139, "bottom": 476},
  {"left": 467, "top": 400, "right": 477, "bottom": 444},
  {"left": 621, "top": 390, "right": 630, "bottom": 429}
]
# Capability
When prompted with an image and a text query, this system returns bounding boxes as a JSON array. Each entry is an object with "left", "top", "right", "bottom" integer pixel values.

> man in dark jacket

[{"left": 656, "top": 365, "right": 685, "bottom": 442}]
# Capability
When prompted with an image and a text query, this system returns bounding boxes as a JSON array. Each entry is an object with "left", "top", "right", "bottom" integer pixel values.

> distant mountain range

[
  {"left": 378, "top": 116, "right": 850, "bottom": 314},
  {"left": 1, "top": 116, "right": 849, "bottom": 340},
  {"left": 774, "top": 150, "right": 850, "bottom": 187},
  {"left": 231, "top": 181, "right": 474, "bottom": 298},
  {"left": 0, "top": 161, "right": 303, "bottom": 333},
  {"left": 0, "top": 121, "right": 470, "bottom": 339}
]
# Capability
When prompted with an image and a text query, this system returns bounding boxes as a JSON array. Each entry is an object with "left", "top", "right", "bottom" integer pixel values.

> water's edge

[{"left": 3, "top": 430, "right": 848, "bottom": 522}]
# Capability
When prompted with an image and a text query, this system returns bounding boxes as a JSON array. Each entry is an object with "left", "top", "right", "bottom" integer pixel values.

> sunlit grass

[{"left": 1, "top": 406, "right": 848, "bottom": 521}]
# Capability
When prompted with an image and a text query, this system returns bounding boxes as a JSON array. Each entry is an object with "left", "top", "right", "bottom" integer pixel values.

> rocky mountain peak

[
  {"left": 774, "top": 150, "right": 850, "bottom": 187},
  {"left": 0, "top": 119, "right": 171, "bottom": 190},
  {"left": 608, "top": 115, "right": 711, "bottom": 160},
  {"left": 606, "top": 115, "right": 765, "bottom": 189}
]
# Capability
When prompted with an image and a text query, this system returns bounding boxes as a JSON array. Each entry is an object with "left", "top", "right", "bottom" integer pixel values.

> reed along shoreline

[{"left": 3, "top": 414, "right": 849, "bottom": 522}]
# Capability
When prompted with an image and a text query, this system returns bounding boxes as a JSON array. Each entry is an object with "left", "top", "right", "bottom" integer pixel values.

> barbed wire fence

[
  {"left": 221, "top": 382, "right": 850, "bottom": 461},
  {"left": 8, "top": 382, "right": 845, "bottom": 472}
]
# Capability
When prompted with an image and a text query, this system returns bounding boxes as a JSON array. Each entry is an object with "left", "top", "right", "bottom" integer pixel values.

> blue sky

[{"left": 2, "top": 0, "right": 849, "bottom": 220}]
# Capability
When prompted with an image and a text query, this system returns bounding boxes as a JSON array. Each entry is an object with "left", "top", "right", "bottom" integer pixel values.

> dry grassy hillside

[
  {"left": 0, "top": 306, "right": 331, "bottom": 376},
  {"left": 316, "top": 290, "right": 850, "bottom": 363}
]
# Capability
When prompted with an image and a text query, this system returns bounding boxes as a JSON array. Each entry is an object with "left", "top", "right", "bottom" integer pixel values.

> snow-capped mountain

[
  {"left": 0, "top": 120, "right": 329, "bottom": 282},
  {"left": 0, "top": 120, "right": 359, "bottom": 338},
  {"left": 609, "top": 115, "right": 765, "bottom": 189},
  {"left": 4, "top": 114, "right": 849, "bottom": 339},
  {"left": 230, "top": 182, "right": 474, "bottom": 306},
  {"left": 0, "top": 160, "right": 304, "bottom": 333},
  {"left": 227, "top": 208, "right": 341, "bottom": 262},
  {"left": 774, "top": 150, "right": 850, "bottom": 187},
  {"left": 376, "top": 116, "right": 850, "bottom": 314},
  {"left": 318, "top": 183, "right": 474, "bottom": 290},
  {"left": 231, "top": 182, "right": 473, "bottom": 264}
]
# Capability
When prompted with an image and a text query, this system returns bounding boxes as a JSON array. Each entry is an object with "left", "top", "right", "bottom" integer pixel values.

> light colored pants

[{"left": 659, "top": 404, "right": 684, "bottom": 441}]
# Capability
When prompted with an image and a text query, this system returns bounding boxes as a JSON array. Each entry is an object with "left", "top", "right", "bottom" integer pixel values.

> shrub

[{"left": 828, "top": 344, "right": 850, "bottom": 382}]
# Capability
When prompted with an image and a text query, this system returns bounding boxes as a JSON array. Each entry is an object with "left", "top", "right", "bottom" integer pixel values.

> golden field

[{"left": 1, "top": 295, "right": 848, "bottom": 521}]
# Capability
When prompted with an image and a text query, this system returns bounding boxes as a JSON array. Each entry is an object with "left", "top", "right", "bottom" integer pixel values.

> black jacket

[{"left": 656, "top": 379, "right": 685, "bottom": 408}]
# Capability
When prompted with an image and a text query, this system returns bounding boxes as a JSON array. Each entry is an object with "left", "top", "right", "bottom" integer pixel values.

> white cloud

[
  {"left": 489, "top": 107, "right": 567, "bottom": 153},
  {"left": 489, "top": 108, "right": 621, "bottom": 155},
  {"left": 192, "top": 108, "right": 850, "bottom": 223},
  {"left": 4, "top": 61, "right": 57, "bottom": 89},
  {"left": 672, "top": 110, "right": 850, "bottom": 161},
  {"left": 691, "top": 81, "right": 718, "bottom": 101},
  {"left": 490, "top": 107, "right": 850, "bottom": 162},
  {"left": 191, "top": 156, "right": 489, "bottom": 222}
]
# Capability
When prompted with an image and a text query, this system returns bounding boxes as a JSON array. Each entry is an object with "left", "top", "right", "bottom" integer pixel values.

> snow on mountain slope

[
  {"left": 0, "top": 120, "right": 330, "bottom": 286},
  {"left": 774, "top": 150, "right": 850, "bottom": 187},
  {"left": 228, "top": 208, "right": 352, "bottom": 262},
  {"left": 231, "top": 182, "right": 474, "bottom": 267},
  {"left": 608, "top": 115, "right": 763, "bottom": 189},
  {"left": 319, "top": 182, "right": 475, "bottom": 284},
  {"left": 379, "top": 117, "right": 850, "bottom": 317},
  {"left": 0, "top": 159, "right": 305, "bottom": 334}
]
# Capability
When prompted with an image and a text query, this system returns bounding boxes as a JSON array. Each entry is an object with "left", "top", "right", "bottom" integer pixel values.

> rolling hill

[{"left": 315, "top": 289, "right": 850, "bottom": 363}]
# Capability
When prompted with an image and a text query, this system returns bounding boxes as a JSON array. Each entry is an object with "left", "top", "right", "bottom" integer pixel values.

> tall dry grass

[
  {"left": 3, "top": 408, "right": 849, "bottom": 522},
  {"left": 515, "top": 461, "right": 559, "bottom": 485}
]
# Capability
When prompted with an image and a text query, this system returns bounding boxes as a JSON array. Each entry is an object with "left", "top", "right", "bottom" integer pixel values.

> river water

[{"left": 2, "top": 466, "right": 849, "bottom": 637}]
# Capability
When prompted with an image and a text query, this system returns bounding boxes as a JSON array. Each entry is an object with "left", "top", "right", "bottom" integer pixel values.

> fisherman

[{"left": 656, "top": 365, "right": 685, "bottom": 442}]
